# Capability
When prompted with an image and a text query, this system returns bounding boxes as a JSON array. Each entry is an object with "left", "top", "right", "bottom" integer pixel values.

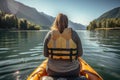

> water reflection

[
  {"left": 0, "top": 30, "right": 48, "bottom": 80},
  {"left": 87, "top": 30, "right": 120, "bottom": 80},
  {"left": 0, "top": 30, "right": 120, "bottom": 80}
]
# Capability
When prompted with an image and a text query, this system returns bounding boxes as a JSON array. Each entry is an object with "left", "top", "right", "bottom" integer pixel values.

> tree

[
  {"left": 0, "top": 10, "right": 41, "bottom": 30},
  {"left": 18, "top": 18, "right": 28, "bottom": 30}
]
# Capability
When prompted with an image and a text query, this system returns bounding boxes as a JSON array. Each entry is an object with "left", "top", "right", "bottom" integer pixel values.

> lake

[{"left": 0, "top": 30, "right": 120, "bottom": 80}]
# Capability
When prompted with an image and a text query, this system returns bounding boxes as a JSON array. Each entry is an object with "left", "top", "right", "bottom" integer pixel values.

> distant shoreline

[
  {"left": 95, "top": 27, "right": 120, "bottom": 30},
  {"left": 0, "top": 28, "right": 40, "bottom": 31}
]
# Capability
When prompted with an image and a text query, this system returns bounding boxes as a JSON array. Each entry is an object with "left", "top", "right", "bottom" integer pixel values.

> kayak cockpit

[{"left": 27, "top": 58, "right": 103, "bottom": 80}]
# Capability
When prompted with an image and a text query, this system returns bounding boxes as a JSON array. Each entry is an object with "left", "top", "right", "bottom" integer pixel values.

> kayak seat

[{"left": 41, "top": 76, "right": 87, "bottom": 80}]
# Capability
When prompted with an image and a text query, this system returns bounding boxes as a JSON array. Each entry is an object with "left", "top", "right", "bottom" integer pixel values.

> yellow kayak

[{"left": 27, "top": 57, "right": 103, "bottom": 80}]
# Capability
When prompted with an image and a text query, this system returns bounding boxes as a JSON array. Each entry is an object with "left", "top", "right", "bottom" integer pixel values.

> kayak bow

[{"left": 27, "top": 57, "right": 103, "bottom": 80}]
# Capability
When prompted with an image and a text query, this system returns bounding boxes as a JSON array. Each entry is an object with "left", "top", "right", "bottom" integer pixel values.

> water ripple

[
  {"left": 0, "top": 48, "right": 10, "bottom": 50},
  {"left": 0, "top": 30, "right": 120, "bottom": 80}
]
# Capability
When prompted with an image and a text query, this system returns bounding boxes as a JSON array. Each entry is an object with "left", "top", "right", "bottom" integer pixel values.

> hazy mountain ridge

[
  {"left": 97, "top": 7, "right": 120, "bottom": 20},
  {"left": 0, "top": 0, "right": 52, "bottom": 26},
  {"left": 0, "top": 0, "right": 85, "bottom": 30}
]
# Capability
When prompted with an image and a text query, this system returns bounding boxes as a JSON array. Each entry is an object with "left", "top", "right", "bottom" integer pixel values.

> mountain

[
  {"left": 69, "top": 21, "right": 86, "bottom": 30},
  {"left": 0, "top": 0, "right": 52, "bottom": 26},
  {"left": 87, "top": 7, "right": 120, "bottom": 30},
  {"left": 97, "top": 7, "right": 120, "bottom": 20},
  {"left": 0, "top": 0, "right": 85, "bottom": 30}
]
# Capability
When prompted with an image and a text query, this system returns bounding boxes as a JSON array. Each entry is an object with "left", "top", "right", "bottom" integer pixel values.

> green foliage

[
  {"left": 4, "top": 14, "right": 18, "bottom": 29},
  {"left": 0, "top": 10, "right": 40, "bottom": 30},
  {"left": 18, "top": 18, "right": 28, "bottom": 30},
  {"left": 87, "top": 18, "right": 120, "bottom": 30}
]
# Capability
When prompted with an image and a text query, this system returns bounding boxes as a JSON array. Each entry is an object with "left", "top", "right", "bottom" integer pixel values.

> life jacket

[{"left": 47, "top": 28, "right": 78, "bottom": 61}]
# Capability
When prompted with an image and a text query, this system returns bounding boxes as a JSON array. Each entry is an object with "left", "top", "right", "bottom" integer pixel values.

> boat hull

[{"left": 27, "top": 57, "right": 103, "bottom": 80}]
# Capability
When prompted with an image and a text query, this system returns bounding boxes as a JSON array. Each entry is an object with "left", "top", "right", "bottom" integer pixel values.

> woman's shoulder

[
  {"left": 44, "top": 31, "right": 52, "bottom": 39},
  {"left": 71, "top": 28, "right": 78, "bottom": 35},
  {"left": 46, "top": 30, "right": 52, "bottom": 35}
]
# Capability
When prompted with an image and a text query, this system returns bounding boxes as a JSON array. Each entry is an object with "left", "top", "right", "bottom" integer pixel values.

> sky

[{"left": 15, "top": 0, "right": 120, "bottom": 25}]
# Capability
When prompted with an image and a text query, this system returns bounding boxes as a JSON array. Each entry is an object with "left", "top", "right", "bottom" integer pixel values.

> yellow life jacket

[{"left": 47, "top": 28, "right": 78, "bottom": 60}]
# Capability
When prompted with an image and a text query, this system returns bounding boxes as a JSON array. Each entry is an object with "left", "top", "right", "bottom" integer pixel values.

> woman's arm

[
  {"left": 43, "top": 31, "right": 51, "bottom": 57},
  {"left": 72, "top": 31, "right": 83, "bottom": 57}
]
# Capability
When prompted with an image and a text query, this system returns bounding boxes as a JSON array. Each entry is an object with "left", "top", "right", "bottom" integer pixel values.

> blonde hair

[{"left": 51, "top": 13, "right": 68, "bottom": 33}]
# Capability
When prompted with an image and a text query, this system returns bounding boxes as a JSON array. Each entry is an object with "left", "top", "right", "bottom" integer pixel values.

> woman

[{"left": 43, "top": 13, "right": 83, "bottom": 78}]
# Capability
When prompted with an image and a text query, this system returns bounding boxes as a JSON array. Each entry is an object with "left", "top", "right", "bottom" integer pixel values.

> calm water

[{"left": 0, "top": 30, "right": 120, "bottom": 80}]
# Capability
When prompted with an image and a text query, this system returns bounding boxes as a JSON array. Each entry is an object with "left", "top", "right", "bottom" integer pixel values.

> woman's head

[{"left": 51, "top": 13, "right": 68, "bottom": 33}]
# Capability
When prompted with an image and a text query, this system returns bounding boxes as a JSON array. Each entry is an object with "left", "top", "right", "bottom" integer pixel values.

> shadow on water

[{"left": 0, "top": 30, "right": 120, "bottom": 80}]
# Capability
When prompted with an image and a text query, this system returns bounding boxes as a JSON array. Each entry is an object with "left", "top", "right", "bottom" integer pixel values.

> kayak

[{"left": 27, "top": 57, "right": 103, "bottom": 80}]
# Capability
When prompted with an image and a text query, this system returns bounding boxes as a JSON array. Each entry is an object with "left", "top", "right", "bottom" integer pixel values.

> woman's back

[{"left": 43, "top": 13, "right": 83, "bottom": 77}]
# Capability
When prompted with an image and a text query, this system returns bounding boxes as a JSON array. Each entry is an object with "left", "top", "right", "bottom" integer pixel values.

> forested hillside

[
  {"left": 0, "top": 10, "right": 41, "bottom": 30},
  {"left": 87, "top": 7, "right": 120, "bottom": 30}
]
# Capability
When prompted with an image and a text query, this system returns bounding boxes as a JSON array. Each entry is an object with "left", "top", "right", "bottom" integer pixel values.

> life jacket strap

[{"left": 48, "top": 48, "right": 78, "bottom": 61}]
